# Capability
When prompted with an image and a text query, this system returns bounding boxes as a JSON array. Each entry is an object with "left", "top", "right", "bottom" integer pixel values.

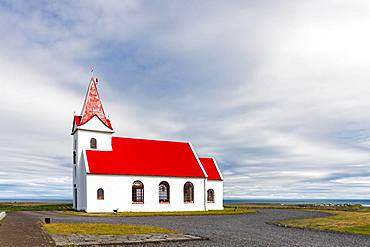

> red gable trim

[
  {"left": 188, "top": 142, "right": 208, "bottom": 179},
  {"left": 73, "top": 115, "right": 113, "bottom": 129},
  {"left": 199, "top": 157, "right": 223, "bottom": 181},
  {"left": 86, "top": 137, "right": 207, "bottom": 178}
]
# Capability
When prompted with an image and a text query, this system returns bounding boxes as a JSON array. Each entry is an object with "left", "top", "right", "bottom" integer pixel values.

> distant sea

[
  {"left": 224, "top": 199, "right": 370, "bottom": 206},
  {"left": 1, "top": 198, "right": 370, "bottom": 206}
]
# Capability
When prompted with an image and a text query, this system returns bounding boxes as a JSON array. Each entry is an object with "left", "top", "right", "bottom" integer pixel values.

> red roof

[
  {"left": 77, "top": 78, "right": 113, "bottom": 129},
  {"left": 199, "top": 158, "right": 223, "bottom": 181},
  {"left": 86, "top": 137, "right": 207, "bottom": 178}
]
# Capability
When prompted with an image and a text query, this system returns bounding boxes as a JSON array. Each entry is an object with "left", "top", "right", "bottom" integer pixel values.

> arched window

[
  {"left": 97, "top": 188, "right": 104, "bottom": 200},
  {"left": 184, "top": 182, "right": 194, "bottom": 203},
  {"left": 159, "top": 181, "right": 170, "bottom": 203},
  {"left": 132, "top": 180, "right": 144, "bottom": 203},
  {"left": 207, "top": 189, "right": 215, "bottom": 203},
  {"left": 90, "top": 138, "right": 97, "bottom": 149}
]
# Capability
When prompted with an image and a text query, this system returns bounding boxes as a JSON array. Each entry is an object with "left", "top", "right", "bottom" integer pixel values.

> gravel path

[
  {"left": 0, "top": 211, "right": 55, "bottom": 247},
  {"left": 25, "top": 209, "right": 370, "bottom": 247}
]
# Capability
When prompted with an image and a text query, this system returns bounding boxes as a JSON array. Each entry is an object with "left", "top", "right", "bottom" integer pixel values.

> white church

[{"left": 71, "top": 77, "right": 223, "bottom": 212}]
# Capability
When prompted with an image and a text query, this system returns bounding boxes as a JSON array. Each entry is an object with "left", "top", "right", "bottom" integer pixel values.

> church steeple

[
  {"left": 79, "top": 77, "right": 112, "bottom": 129},
  {"left": 72, "top": 76, "right": 114, "bottom": 210}
]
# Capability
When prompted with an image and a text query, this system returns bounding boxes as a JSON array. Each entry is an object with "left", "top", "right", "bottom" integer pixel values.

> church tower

[{"left": 71, "top": 77, "right": 114, "bottom": 210}]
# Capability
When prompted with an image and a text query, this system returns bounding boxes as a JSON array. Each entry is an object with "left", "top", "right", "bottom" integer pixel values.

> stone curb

[
  {"left": 51, "top": 233, "right": 208, "bottom": 246},
  {"left": 0, "top": 211, "right": 6, "bottom": 221}
]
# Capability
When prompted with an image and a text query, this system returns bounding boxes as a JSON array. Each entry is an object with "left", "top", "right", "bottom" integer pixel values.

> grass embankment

[
  {"left": 44, "top": 223, "right": 177, "bottom": 235},
  {"left": 0, "top": 202, "right": 72, "bottom": 212},
  {"left": 227, "top": 203, "right": 370, "bottom": 235},
  {"left": 273, "top": 204, "right": 370, "bottom": 235},
  {"left": 280, "top": 210, "right": 370, "bottom": 235},
  {"left": 64, "top": 206, "right": 254, "bottom": 217}
]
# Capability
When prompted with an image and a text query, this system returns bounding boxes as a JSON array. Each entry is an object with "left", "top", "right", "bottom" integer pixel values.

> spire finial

[{"left": 91, "top": 67, "right": 94, "bottom": 77}]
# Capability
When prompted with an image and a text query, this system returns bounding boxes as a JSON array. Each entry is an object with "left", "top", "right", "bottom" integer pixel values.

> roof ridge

[
  {"left": 85, "top": 137, "right": 208, "bottom": 178},
  {"left": 112, "top": 136, "right": 188, "bottom": 144}
]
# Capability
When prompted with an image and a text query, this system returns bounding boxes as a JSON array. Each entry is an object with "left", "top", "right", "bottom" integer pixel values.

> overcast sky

[{"left": 1, "top": 0, "right": 370, "bottom": 199}]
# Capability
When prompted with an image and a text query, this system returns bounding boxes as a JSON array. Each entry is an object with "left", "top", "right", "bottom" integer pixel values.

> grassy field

[
  {"left": 44, "top": 223, "right": 177, "bottom": 235},
  {"left": 63, "top": 206, "right": 254, "bottom": 217},
  {"left": 0, "top": 202, "right": 254, "bottom": 216},
  {"left": 0, "top": 202, "right": 72, "bottom": 212},
  {"left": 4, "top": 202, "right": 370, "bottom": 235},
  {"left": 280, "top": 210, "right": 370, "bottom": 235},
  {"left": 225, "top": 203, "right": 370, "bottom": 235}
]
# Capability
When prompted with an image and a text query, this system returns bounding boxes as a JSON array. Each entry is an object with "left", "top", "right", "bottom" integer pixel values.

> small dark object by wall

[{"left": 45, "top": 218, "right": 51, "bottom": 224}]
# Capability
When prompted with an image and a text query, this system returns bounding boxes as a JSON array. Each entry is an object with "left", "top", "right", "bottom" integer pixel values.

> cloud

[{"left": 0, "top": 0, "right": 370, "bottom": 199}]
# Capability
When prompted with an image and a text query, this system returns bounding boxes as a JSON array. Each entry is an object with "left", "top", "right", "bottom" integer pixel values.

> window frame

[
  {"left": 90, "top": 138, "right": 97, "bottom": 149},
  {"left": 183, "top": 182, "right": 194, "bottom": 203},
  {"left": 159, "top": 181, "right": 170, "bottom": 204},
  {"left": 97, "top": 188, "right": 104, "bottom": 200},
  {"left": 132, "top": 180, "right": 144, "bottom": 204},
  {"left": 207, "top": 189, "right": 215, "bottom": 203}
]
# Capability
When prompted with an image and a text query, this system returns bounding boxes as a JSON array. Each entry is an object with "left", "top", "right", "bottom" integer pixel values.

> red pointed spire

[{"left": 79, "top": 77, "right": 113, "bottom": 129}]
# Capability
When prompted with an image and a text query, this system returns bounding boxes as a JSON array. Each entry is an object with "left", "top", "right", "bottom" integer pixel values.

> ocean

[{"left": 224, "top": 199, "right": 370, "bottom": 206}]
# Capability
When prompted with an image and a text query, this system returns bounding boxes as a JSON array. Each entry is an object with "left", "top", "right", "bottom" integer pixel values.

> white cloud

[{"left": 1, "top": 0, "right": 370, "bottom": 199}]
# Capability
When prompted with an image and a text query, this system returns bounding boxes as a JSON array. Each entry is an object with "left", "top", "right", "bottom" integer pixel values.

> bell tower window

[
  {"left": 97, "top": 188, "right": 104, "bottom": 200},
  {"left": 90, "top": 138, "right": 97, "bottom": 149}
]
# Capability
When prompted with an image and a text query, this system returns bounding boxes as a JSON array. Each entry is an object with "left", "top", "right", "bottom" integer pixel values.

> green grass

[
  {"left": 43, "top": 223, "right": 177, "bottom": 235},
  {"left": 280, "top": 210, "right": 370, "bottom": 235},
  {"left": 344, "top": 224, "right": 370, "bottom": 234},
  {"left": 230, "top": 203, "right": 370, "bottom": 235},
  {"left": 63, "top": 206, "right": 254, "bottom": 217},
  {"left": 0, "top": 203, "right": 72, "bottom": 212}
]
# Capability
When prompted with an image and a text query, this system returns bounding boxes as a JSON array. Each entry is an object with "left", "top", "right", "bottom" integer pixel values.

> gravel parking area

[
  {"left": 24, "top": 209, "right": 370, "bottom": 247},
  {"left": 0, "top": 211, "right": 55, "bottom": 247}
]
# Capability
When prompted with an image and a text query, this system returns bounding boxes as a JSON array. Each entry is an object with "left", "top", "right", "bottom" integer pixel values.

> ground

[
  {"left": 280, "top": 210, "right": 370, "bottom": 234},
  {"left": 0, "top": 203, "right": 71, "bottom": 212},
  {"left": 3, "top": 209, "right": 369, "bottom": 247},
  {"left": 44, "top": 222, "right": 177, "bottom": 235},
  {"left": 64, "top": 206, "right": 254, "bottom": 217},
  {"left": 0, "top": 211, "right": 55, "bottom": 247}
]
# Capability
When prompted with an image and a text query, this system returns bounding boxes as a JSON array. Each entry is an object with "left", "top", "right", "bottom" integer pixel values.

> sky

[{"left": 1, "top": 0, "right": 370, "bottom": 199}]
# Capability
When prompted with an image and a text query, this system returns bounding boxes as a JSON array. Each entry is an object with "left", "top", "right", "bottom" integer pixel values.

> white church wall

[
  {"left": 72, "top": 165, "right": 76, "bottom": 208},
  {"left": 74, "top": 154, "right": 88, "bottom": 211},
  {"left": 206, "top": 180, "right": 224, "bottom": 210},
  {"left": 72, "top": 118, "right": 113, "bottom": 210},
  {"left": 85, "top": 175, "right": 207, "bottom": 213},
  {"left": 75, "top": 129, "right": 112, "bottom": 159},
  {"left": 76, "top": 129, "right": 112, "bottom": 153},
  {"left": 73, "top": 116, "right": 113, "bottom": 164},
  {"left": 72, "top": 132, "right": 80, "bottom": 210}
]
